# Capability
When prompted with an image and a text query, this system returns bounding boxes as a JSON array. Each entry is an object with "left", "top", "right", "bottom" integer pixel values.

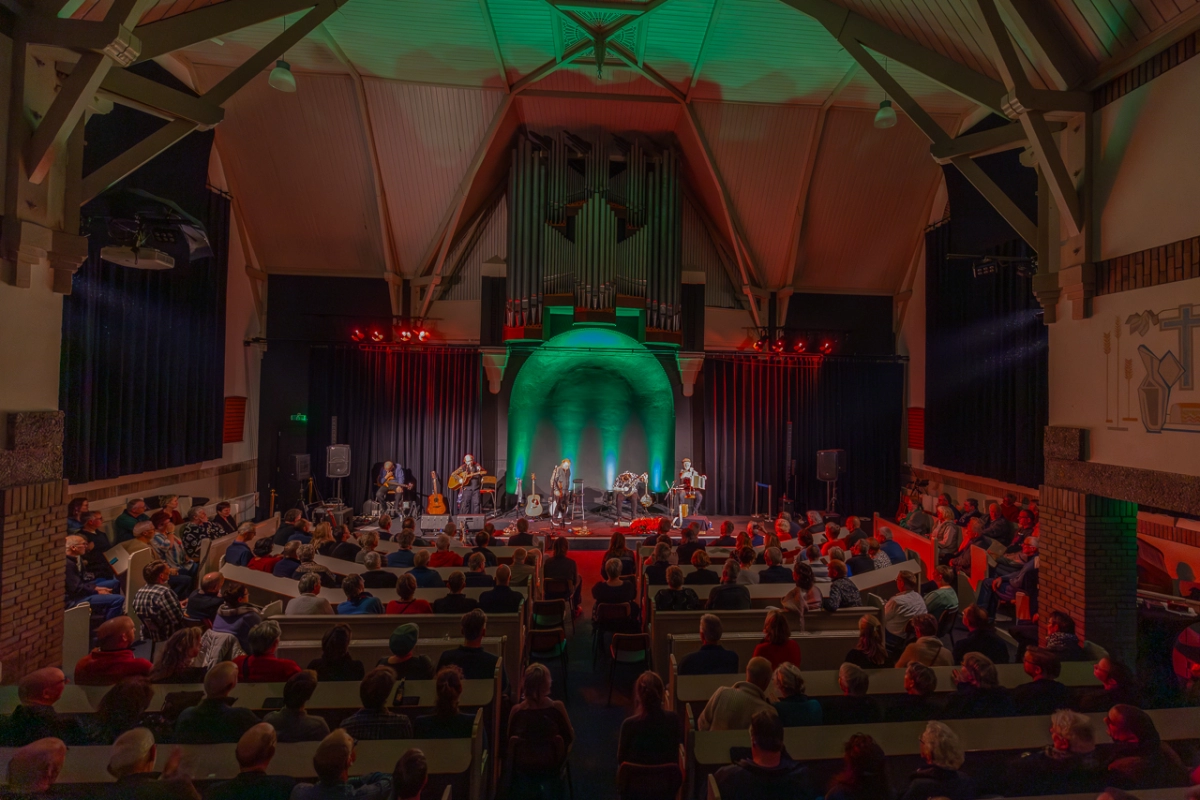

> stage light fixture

[
  {"left": 793, "top": 339, "right": 807, "bottom": 353},
  {"left": 819, "top": 340, "right": 834, "bottom": 355},
  {"left": 369, "top": 328, "right": 385, "bottom": 343},
  {"left": 397, "top": 328, "right": 413, "bottom": 343},
  {"left": 771, "top": 337, "right": 785, "bottom": 354},
  {"left": 752, "top": 337, "right": 765, "bottom": 352},
  {"left": 350, "top": 328, "right": 365, "bottom": 342},
  {"left": 417, "top": 329, "right": 431, "bottom": 343}
]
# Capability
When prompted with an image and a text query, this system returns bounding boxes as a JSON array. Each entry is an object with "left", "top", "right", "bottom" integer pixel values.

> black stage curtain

[
  {"left": 308, "top": 346, "right": 481, "bottom": 504},
  {"left": 924, "top": 222, "right": 1048, "bottom": 488},
  {"left": 701, "top": 355, "right": 904, "bottom": 518},
  {"left": 60, "top": 191, "right": 230, "bottom": 483}
]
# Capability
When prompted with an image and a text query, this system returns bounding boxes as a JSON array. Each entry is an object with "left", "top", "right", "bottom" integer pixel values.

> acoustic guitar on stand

[
  {"left": 524, "top": 473, "right": 543, "bottom": 518},
  {"left": 427, "top": 471, "right": 448, "bottom": 516}
]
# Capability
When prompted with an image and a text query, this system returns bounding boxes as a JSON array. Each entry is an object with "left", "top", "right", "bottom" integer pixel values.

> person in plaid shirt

[
  {"left": 133, "top": 559, "right": 188, "bottom": 642},
  {"left": 179, "top": 505, "right": 225, "bottom": 560},
  {"left": 340, "top": 666, "right": 413, "bottom": 740}
]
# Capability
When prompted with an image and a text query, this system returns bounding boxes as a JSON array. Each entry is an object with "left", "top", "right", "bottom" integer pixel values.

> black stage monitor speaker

[
  {"left": 327, "top": 445, "right": 350, "bottom": 478},
  {"left": 456, "top": 514, "right": 486, "bottom": 532},
  {"left": 289, "top": 454, "right": 311, "bottom": 482},
  {"left": 816, "top": 449, "right": 845, "bottom": 481},
  {"left": 421, "top": 514, "right": 451, "bottom": 532},
  {"left": 683, "top": 515, "right": 712, "bottom": 531}
]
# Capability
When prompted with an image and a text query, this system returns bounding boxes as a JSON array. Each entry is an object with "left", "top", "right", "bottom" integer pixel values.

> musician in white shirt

[
  {"left": 674, "top": 457, "right": 704, "bottom": 515},
  {"left": 549, "top": 459, "right": 571, "bottom": 522}
]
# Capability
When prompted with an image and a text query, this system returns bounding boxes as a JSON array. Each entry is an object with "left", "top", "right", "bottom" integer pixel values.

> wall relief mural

[{"left": 1106, "top": 303, "right": 1200, "bottom": 434}]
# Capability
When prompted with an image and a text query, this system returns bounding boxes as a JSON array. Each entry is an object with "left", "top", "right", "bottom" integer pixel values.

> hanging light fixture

[
  {"left": 874, "top": 98, "right": 897, "bottom": 129},
  {"left": 269, "top": 60, "right": 297, "bottom": 93}
]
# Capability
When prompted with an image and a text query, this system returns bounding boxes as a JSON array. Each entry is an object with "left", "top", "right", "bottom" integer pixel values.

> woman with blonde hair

[
  {"left": 844, "top": 614, "right": 892, "bottom": 668},
  {"left": 944, "top": 651, "right": 1015, "bottom": 718},
  {"left": 898, "top": 721, "right": 973, "bottom": 800},
  {"left": 309, "top": 522, "right": 335, "bottom": 557},
  {"left": 147, "top": 627, "right": 205, "bottom": 683}
]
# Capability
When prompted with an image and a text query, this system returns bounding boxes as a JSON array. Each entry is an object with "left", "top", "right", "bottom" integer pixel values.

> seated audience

[
  {"left": 330, "top": 526, "right": 361, "bottom": 562},
  {"left": 882, "top": 570, "right": 927, "bottom": 648},
  {"left": 103, "top": 725, "right": 200, "bottom": 799},
  {"left": 644, "top": 542, "right": 673, "bottom": 585},
  {"left": 173, "top": 661, "right": 259, "bottom": 744},
  {"left": 286, "top": 573, "right": 334, "bottom": 615},
  {"left": 713, "top": 710, "right": 813, "bottom": 800},
  {"left": 707, "top": 560, "right": 752, "bottom": 610},
  {"left": 149, "top": 512, "right": 196, "bottom": 597},
  {"left": 213, "top": 581, "right": 262, "bottom": 651},
  {"left": 437, "top": 609, "right": 507, "bottom": 692},
  {"left": 508, "top": 663, "right": 574, "bottom": 784},
  {"left": 948, "top": 518, "right": 990, "bottom": 573},
  {"left": 147, "top": 627, "right": 206, "bottom": 683},
  {"left": 3, "top": 668, "right": 84, "bottom": 746},
  {"left": 272, "top": 509, "right": 303, "bottom": 546},
  {"left": 697, "top": 657, "right": 775, "bottom": 731},
  {"left": 406, "top": 549, "right": 445, "bottom": 589},
  {"left": 677, "top": 524, "right": 705, "bottom": 566},
  {"left": 876, "top": 527, "right": 907, "bottom": 565},
  {"left": 507, "top": 517, "right": 535, "bottom": 546},
  {"left": 679, "top": 614, "right": 739, "bottom": 676},
  {"left": 386, "top": 530, "right": 417, "bottom": 568},
  {"left": 654, "top": 565, "right": 702, "bottom": 611},
  {"left": 464, "top": 552, "right": 495, "bottom": 587},
  {"left": 233, "top": 620, "right": 301, "bottom": 682},
  {"left": 899, "top": 496, "right": 933, "bottom": 534},
  {"left": 822, "top": 664, "right": 881, "bottom": 725},
  {"left": 205, "top": 723, "right": 296, "bottom": 800},
  {"left": 133, "top": 560, "right": 189, "bottom": 643},
  {"left": 179, "top": 506, "right": 224, "bottom": 561},
  {"left": 470, "top": 531, "right": 498, "bottom": 567},
  {"left": 508, "top": 547, "right": 535, "bottom": 587},
  {"left": 115, "top": 498, "right": 150, "bottom": 544},
  {"left": 944, "top": 652, "right": 1015, "bottom": 718},
  {"left": 977, "top": 536, "right": 1039, "bottom": 615},
  {"left": 782, "top": 562, "right": 821, "bottom": 617},
  {"left": 6, "top": 737, "right": 68, "bottom": 797},
  {"left": 772, "top": 662, "right": 821, "bottom": 726},
  {"left": 271, "top": 541, "right": 302, "bottom": 578},
  {"left": 433, "top": 571, "right": 479, "bottom": 614},
  {"left": 956, "top": 497, "right": 982, "bottom": 527},
  {"left": 337, "top": 573, "right": 384, "bottom": 615},
  {"left": 752, "top": 609, "right": 802, "bottom": 669},
  {"left": 1078, "top": 657, "right": 1140, "bottom": 711},
  {"left": 185, "top": 571, "right": 225, "bottom": 622},
  {"left": 617, "top": 671, "right": 681, "bottom": 765},
  {"left": 544, "top": 535, "right": 582, "bottom": 612},
  {"left": 736, "top": 546, "right": 760, "bottom": 583},
  {"left": 803, "top": 544, "right": 830, "bottom": 580},
  {"left": 821, "top": 560, "right": 862, "bottom": 612},
  {"left": 931, "top": 505, "right": 962, "bottom": 565},
  {"left": 386, "top": 573, "right": 434, "bottom": 615},
  {"left": 85, "top": 677, "right": 163, "bottom": 746},
  {"left": 263, "top": 671, "right": 330, "bottom": 744},
  {"left": 340, "top": 667, "right": 413, "bottom": 741},
  {"left": 479, "top": 564, "right": 525, "bottom": 614},
  {"left": 429, "top": 534, "right": 463, "bottom": 568},
  {"left": 952, "top": 604, "right": 1009, "bottom": 665},
  {"left": 1011, "top": 646, "right": 1071, "bottom": 716},
  {"left": 826, "top": 735, "right": 891, "bottom": 800},
  {"left": 982, "top": 501, "right": 1014, "bottom": 545},
  {"left": 685, "top": 549, "right": 720, "bottom": 585},
  {"left": 310, "top": 522, "right": 335, "bottom": 556},
  {"left": 65, "top": 534, "right": 125, "bottom": 620},
  {"left": 77, "top": 511, "right": 118, "bottom": 580},
  {"left": 1102, "top": 703, "right": 1190, "bottom": 789},
  {"left": 74, "top": 616, "right": 152, "bottom": 685},
  {"left": 291, "top": 730, "right": 392, "bottom": 800},
  {"left": 895, "top": 613, "right": 952, "bottom": 667},
  {"left": 592, "top": 557, "right": 641, "bottom": 621},
  {"left": 306, "top": 623, "right": 365, "bottom": 682},
  {"left": 845, "top": 540, "right": 875, "bottom": 577},
  {"left": 713, "top": 520, "right": 737, "bottom": 547},
  {"left": 844, "top": 614, "right": 893, "bottom": 669},
  {"left": 66, "top": 497, "right": 88, "bottom": 533},
  {"left": 293, "top": 544, "right": 340, "bottom": 589},
  {"left": 355, "top": 530, "right": 379, "bottom": 565},
  {"left": 898, "top": 721, "right": 974, "bottom": 800},
  {"left": 1007, "top": 709, "right": 1105, "bottom": 796},
  {"left": 223, "top": 523, "right": 255, "bottom": 567},
  {"left": 360, "top": 551, "right": 398, "bottom": 589},
  {"left": 377, "top": 623, "right": 435, "bottom": 680},
  {"left": 886, "top": 662, "right": 942, "bottom": 722},
  {"left": 759, "top": 547, "right": 792, "bottom": 583},
  {"left": 923, "top": 565, "right": 960, "bottom": 620},
  {"left": 413, "top": 666, "right": 475, "bottom": 739},
  {"left": 1045, "top": 609, "right": 1089, "bottom": 661},
  {"left": 867, "top": 537, "right": 891, "bottom": 571},
  {"left": 211, "top": 500, "right": 236, "bottom": 533},
  {"left": 821, "top": 522, "right": 847, "bottom": 556}
]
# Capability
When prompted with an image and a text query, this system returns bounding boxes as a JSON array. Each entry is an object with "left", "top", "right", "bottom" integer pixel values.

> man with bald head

[
  {"left": 204, "top": 723, "right": 295, "bottom": 800},
  {"left": 697, "top": 657, "right": 777, "bottom": 732},
  {"left": 5, "top": 737, "right": 66, "bottom": 796},
  {"left": 74, "top": 616, "right": 152, "bottom": 686},
  {"left": 172, "top": 661, "right": 258, "bottom": 744},
  {"left": 3, "top": 669, "right": 83, "bottom": 747},
  {"left": 184, "top": 571, "right": 225, "bottom": 623},
  {"left": 106, "top": 727, "right": 199, "bottom": 799}
]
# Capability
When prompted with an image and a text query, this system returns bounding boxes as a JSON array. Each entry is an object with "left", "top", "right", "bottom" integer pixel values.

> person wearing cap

[
  {"left": 172, "top": 661, "right": 259, "bottom": 744},
  {"left": 292, "top": 729, "right": 393, "bottom": 800},
  {"left": 4, "top": 737, "right": 67, "bottom": 797},
  {"left": 262, "top": 671, "right": 330, "bottom": 744},
  {"left": 376, "top": 623, "right": 435, "bottom": 680},
  {"left": 205, "top": 723, "right": 296, "bottom": 800},
  {"left": 74, "top": 616, "right": 152, "bottom": 686},
  {"left": 455, "top": 454, "right": 484, "bottom": 515},
  {"left": 3, "top": 669, "right": 85, "bottom": 747},
  {"left": 105, "top": 727, "right": 199, "bottom": 800},
  {"left": 976, "top": 535, "right": 1040, "bottom": 616}
]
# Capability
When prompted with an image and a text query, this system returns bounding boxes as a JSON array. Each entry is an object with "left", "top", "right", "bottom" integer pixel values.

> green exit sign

[{"left": 290, "top": 413, "right": 308, "bottom": 423}]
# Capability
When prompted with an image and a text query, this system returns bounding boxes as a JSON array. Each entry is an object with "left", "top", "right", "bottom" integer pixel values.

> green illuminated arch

[{"left": 508, "top": 325, "right": 674, "bottom": 494}]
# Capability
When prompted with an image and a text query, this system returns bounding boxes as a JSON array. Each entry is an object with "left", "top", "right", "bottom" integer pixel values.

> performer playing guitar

[
  {"left": 374, "top": 461, "right": 415, "bottom": 512},
  {"left": 549, "top": 458, "right": 571, "bottom": 523},
  {"left": 451, "top": 455, "right": 485, "bottom": 514}
]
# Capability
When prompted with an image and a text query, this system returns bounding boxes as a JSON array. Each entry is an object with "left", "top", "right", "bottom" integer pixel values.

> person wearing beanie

[{"left": 376, "top": 623, "right": 435, "bottom": 680}]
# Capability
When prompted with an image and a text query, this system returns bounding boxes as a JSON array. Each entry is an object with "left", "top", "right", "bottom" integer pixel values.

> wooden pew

[
  {"left": 669, "top": 630, "right": 858, "bottom": 672},
  {"left": 276, "top": 636, "right": 505, "bottom": 671},
  {"left": 875, "top": 514, "right": 939, "bottom": 580}
]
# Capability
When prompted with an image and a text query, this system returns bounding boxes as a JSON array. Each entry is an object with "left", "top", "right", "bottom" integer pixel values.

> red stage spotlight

[
  {"left": 369, "top": 328, "right": 385, "bottom": 343},
  {"left": 398, "top": 328, "right": 414, "bottom": 343},
  {"left": 819, "top": 340, "right": 834, "bottom": 355},
  {"left": 793, "top": 339, "right": 807, "bottom": 353},
  {"left": 416, "top": 329, "right": 430, "bottom": 343},
  {"left": 771, "top": 337, "right": 785, "bottom": 354},
  {"left": 350, "top": 328, "right": 366, "bottom": 343}
]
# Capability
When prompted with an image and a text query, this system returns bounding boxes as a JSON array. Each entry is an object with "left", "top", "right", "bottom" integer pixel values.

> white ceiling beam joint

[
  {"left": 608, "top": 41, "right": 685, "bottom": 102},
  {"left": 511, "top": 39, "right": 591, "bottom": 94},
  {"left": 930, "top": 119, "right": 1065, "bottom": 163},
  {"left": 99, "top": 67, "right": 224, "bottom": 126}
]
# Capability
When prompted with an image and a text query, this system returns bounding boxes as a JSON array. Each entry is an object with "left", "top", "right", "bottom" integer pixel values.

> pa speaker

[
  {"left": 326, "top": 445, "right": 351, "bottom": 478},
  {"left": 421, "top": 514, "right": 451, "bottom": 532},
  {"left": 816, "top": 449, "right": 845, "bottom": 482},
  {"left": 289, "top": 454, "right": 311, "bottom": 482},
  {"left": 456, "top": 514, "right": 486, "bottom": 532},
  {"left": 682, "top": 515, "right": 712, "bottom": 531}
]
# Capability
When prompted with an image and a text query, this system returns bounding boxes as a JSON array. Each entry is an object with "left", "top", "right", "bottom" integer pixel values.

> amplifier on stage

[
  {"left": 456, "top": 514, "right": 486, "bottom": 532},
  {"left": 421, "top": 514, "right": 450, "bottom": 532}
]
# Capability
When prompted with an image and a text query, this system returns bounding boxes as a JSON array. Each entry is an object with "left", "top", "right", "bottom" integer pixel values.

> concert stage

[{"left": 486, "top": 513, "right": 749, "bottom": 551}]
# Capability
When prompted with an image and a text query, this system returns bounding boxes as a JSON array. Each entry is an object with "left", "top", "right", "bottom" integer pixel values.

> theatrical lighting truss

[
  {"left": 947, "top": 253, "right": 1038, "bottom": 279},
  {"left": 753, "top": 328, "right": 846, "bottom": 357},
  {"left": 347, "top": 318, "right": 432, "bottom": 346}
]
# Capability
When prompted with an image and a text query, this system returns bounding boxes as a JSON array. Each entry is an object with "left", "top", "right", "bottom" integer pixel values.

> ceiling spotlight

[
  {"left": 350, "top": 328, "right": 365, "bottom": 343},
  {"left": 874, "top": 98, "right": 897, "bottom": 129},
  {"left": 771, "top": 337, "right": 785, "bottom": 354},
  {"left": 417, "top": 329, "right": 431, "bottom": 343},
  {"left": 752, "top": 336, "right": 766, "bottom": 352},
  {"left": 369, "top": 328, "right": 385, "bottom": 343},
  {"left": 793, "top": 339, "right": 807, "bottom": 354},
  {"left": 819, "top": 340, "right": 834, "bottom": 355},
  {"left": 397, "top": 328, "right": 413, "bottom": 343},
  {"left": 269, "top": 60, "right": 297, "bottom": 93}
]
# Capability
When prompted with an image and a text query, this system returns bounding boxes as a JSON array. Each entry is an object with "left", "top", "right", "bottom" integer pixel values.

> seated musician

[{"left": 374, "top": 461, "right": 401, "bottom": 506}]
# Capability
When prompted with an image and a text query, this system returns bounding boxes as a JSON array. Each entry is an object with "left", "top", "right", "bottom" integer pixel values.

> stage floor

[{"left": 485, "top": 511, "right": 751, "bottom": 550}]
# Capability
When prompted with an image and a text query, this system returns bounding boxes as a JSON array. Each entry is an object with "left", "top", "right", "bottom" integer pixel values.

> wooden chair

[
  {"left": 592, "top": 603, "right": 633, "bottom": 668},
  {"left": 480, "top": 475, "right": 498, "bottom": 513},
  {"left": 608, "top": 633, "right": 651, "bottom": 706},
  {"left": 527, "top": 627, "right": 569, "bottom": 698},
  {"left": 616, "top": 761, "right": 682, "bottom": 800},
  {"left": 505, "top": 712, "right": 574, "bottom": 800}
]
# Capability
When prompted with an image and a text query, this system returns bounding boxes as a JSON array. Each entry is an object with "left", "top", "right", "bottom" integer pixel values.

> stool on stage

[
  {"left": 569, "top": 478, "right": 585, "bottom": 522},
  {"left": 480, "top": 475, "right": 498, "bottom": 514}
]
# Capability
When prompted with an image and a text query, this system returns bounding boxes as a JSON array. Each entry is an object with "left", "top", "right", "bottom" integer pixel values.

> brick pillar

[
  {"left": 0, "top": 411, "right": 67, "bottom": 682},
  {"left": 1038, "top": 485, "right": 1138, "bottom": 662}
]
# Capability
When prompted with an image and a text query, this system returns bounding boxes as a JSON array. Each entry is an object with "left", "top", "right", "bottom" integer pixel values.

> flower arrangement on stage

[{"left": 627, "top": 517, "right": 667, "bottom": 536}]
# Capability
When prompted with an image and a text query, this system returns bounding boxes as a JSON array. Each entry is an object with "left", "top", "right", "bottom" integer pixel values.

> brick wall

[
  {"left": 0, "top": 479, "right": 68, "bottom": 681},
  {"left": 1039, "top": 485, "right": 1138, "bottom": 662}
]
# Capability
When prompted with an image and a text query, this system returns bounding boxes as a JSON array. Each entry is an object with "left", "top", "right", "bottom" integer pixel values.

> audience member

[
  {"left": 360, "top": 551, "right": 398, "bottom": 590},
  {"left": 956, "top": 498, "right": 982, "bottom": 527},
  {"left": 804, "top": 544, "right": 830, "bottom": 580},
  {"left": 272, "top": 509, "right": 302, "bottom": 546},
  {"left": 825, "top": 733, "right": 891, "bottom": 800},
  {"left": 429, "top": 534, "right": 463, "bottom": 568},
  {"left": 406, "top": 549, "right": 445, "bottom": 589},
  {"left": 437, "top": 609, "right": 507, "bottom": 692},
  {"left": 737, "top": 546, "right": 760, "bottom": 583},
  {"left": 759, "top": 547, "right": 792, "bottom": 583},
  {"left": 479, "top": 564, "right": 524, "bottom": 613},
  {"left": 261, "top": 671, "right": 330, "bottom": 744},
  {"left": 821, "top": 664, "right": 881, "bottom": 725},
  {"left": 507, "top": 518, "right": 535, "bottom": 546},
  {"left": 223, "top": 523, "right": 255, "bottom": 567},
  {"left": 184, "top": 571, "right": 225, "bottom": 622},
  {"left": 948, "top": 518, "right": 990, "bottom": 574},
  {"left": 308, "top": 522, "right": 335, "bottom": 558},
  {"left": 654, "top": 565, "right": 702, "bottom": 611},
  {"left": 845, "top": 540, "right": 875, "bottom": 577},
  {"left": 1045, "top": 610, "right": 1088, "bottom": 662},
  {"left": 115, "top": 498, "right": 151, "bottom": 544},
  {"left": 354, "top": 530, "right": 379, "bottom": 565},
  {"left": 707, "top": 560, "right": 752, "bottom": 610},
  {"left": 3, "top": 668, "right": 84, "bottom": 746},
  {"left": 697, "top": 657, "right": 775, "bottom": 731},
  {"left": 508, "top": 663, "right": 574, "bottom": 780},
  {"left": 470, "top": 531, "right": 498, "bottom": 567},
  {"left": 1011, "top": 646, "right": 1071, "bottom": 716},
  {"left": 592, "top": 557, "right": 641, "bottom": 621},
  {"left": 133, "top": 560, "right": 189, "bottom": 642},
  {"left": 330, "top": 526, "right": 361, "bottom": 562},
  {"left": 998, "top": 492, "right": 1021, "bottom": 522},
  {"left": 867, "top": 537, "right": 890, "bottom": 571},
  {"left": 205, "top": 723, "right": 296, "bottom": 800},
  {"left": 148, "top": 512, "right": 195, "bottom": 597},
  {"left": 684, "top": 550, "right": 719, "bottom": 585},
  {"left": 147, "top": 627, "right": 205, "bottom": 684},
  {"left": 65, "top": 534, "right": 125, "bottom": 620},
  {"left": 386, "top": 530, "right": 417, "bottom": 568},
  {"left": 285, "top": 518, "right": 313, "bottom": 545},
  {"left": 781, "top": 562, "right": 821, "bottom": 618},
  {"left": 272, "top": 541, "right": 302, "bottom": 579},
  {"left": 1006, "top": 709, "right": 1105, "bottom": 796},
  {"left": 173, "top": 661, "right": 259, "bottom": 744},
  {"left": 340, "top": 667, "right": 413, "bottom": 740},
  {"left": 433, "top": 571, "right": 479, "bottom": 614},
  {"left": 1103, "top": 703, "right": 1190, "bottom": 789},
  {"left": 76, "top": 511, "right": 118, "bottom": 579},
  {"left": 1078, "top": 657, "right": 1140, "bottom": 712},
  {"left": 75, "top": 616, "right": 152, "bottom": 685},
  {"left": 291, "top": 729, "right": 393, "bottom": 800},
  {"left": 617, "top": 671, "right": 681, "bottom": 765},
  {"left": 84, "top": 676, "right": 165, "bottom": 745},
  {"left": 977, "top": 536, "right": 1039, "bottom": 615},
  {"left": 844, "top": 614, "right": 893, "bottom": 669},
  {"left": 377, "top": 623, "right": 435, "bottom": 680},
  {"left": 944, "top": 652, "right": 1015, "bottom": 718},
  {"left": 895, "top": 613, "right": 952, "bottom": 667},
  {"left": 179, "top": 506, "right": 224, "bottom": 560},
  {"left": 305, "top": 623, "right": 366, "bottom": 682},
  {"left": 886, "top": 662, "right": 942, "bottom": 722},
  {"left": 821, "top": 560, "right": 862, "bottom": 612},
  {"left": 752, "top": 609, "right": 802, "bottom": 669},
  {"left": 464, "top": 552, "right": 495, "bottom": 587},
  {"left": 952, "top": 604, "right": 1010, "bottom": 665},
  {"left": 931, "top": 505, "right": 963, "bottom": 565},
  {"left": 338, "top": 573, "right": 385, "bottom": 615},
  {"left": 643, "top": 542, "right": 673, "bottom": 585},
  {"left": 679, "top": 614, "right": 739, "bottom": 675},
  {"left": 897, "top": 721, "right": 974, "bottom": 800},
  {"left": 210, "top": 500, "right": 236, "bottom": 533},
  {"left": 66, "top": 497, "right": 88, "bottom": 533},
  {"left": 981, "top": 501, "right": 1014, "bottom": 545},
  {"left": 213, "top": 581, "right": 262, "bottom": 650},
  {"left": 899, "top": 496, "right": 932, "bottom": 535},
  {"left": 413, "top": 666, "right": 475, "bottom": 739},
  {"left": 544, "top": 535, "right": 582, "bottom": 613},
  {"left": 293, "top": 544, "right": 340, "bottom": 589},
  {"left": 5, "top": 737, "right": 68, "bottom": 797},
  {"left": 882, "top": 570, "right": 927, "bottom": 648},
  {"left": 286, "top": 573, "right": 334, "bottom": 615},
  {"left": 104, "top": 726, "right": 200, "bottom": 799},
  {"left": 677, "top": 524, "right": 705, "bottom": 566},
  {"left": 231, "top": 620, "right": 301, "bottom": 682},
  {"left": 924, "top": 565, "right": 960, "bottom": 620},
  {"left": 772, "top": 662, "right": 821, "bottom": 726},
  {"left": 713, "top": 711, "right": 813, "bottom": 800},
  {"left": 877, "top": 527, "right": 907, "bottom": 565},
  {"left": 713, "top": 520, "right": 737, "bottom": 547},
  {"left": 386, "top": 573, "right": 434, "bottom": 614}
]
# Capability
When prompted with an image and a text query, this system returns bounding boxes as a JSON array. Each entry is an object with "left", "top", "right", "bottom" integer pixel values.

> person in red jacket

[
  {"left": 74, "top": 616, "right": 152, "bottom": 686},
  {"left": 233, "top": 619, "right": 302, "bottom": 682},
  {"left": 247, "top": 538, "right": 283, "bottom": 573},
  {"left": 428, "top": 534, "right": 464, "bottom": 568}
]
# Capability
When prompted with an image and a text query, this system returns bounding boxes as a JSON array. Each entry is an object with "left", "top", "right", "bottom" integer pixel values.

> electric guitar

[
  {"left": 427, "top": 471, "right": 448, "bottom": 516},
  {"left": 524, "top": 473, "right": 543, "bottom": 518}
]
